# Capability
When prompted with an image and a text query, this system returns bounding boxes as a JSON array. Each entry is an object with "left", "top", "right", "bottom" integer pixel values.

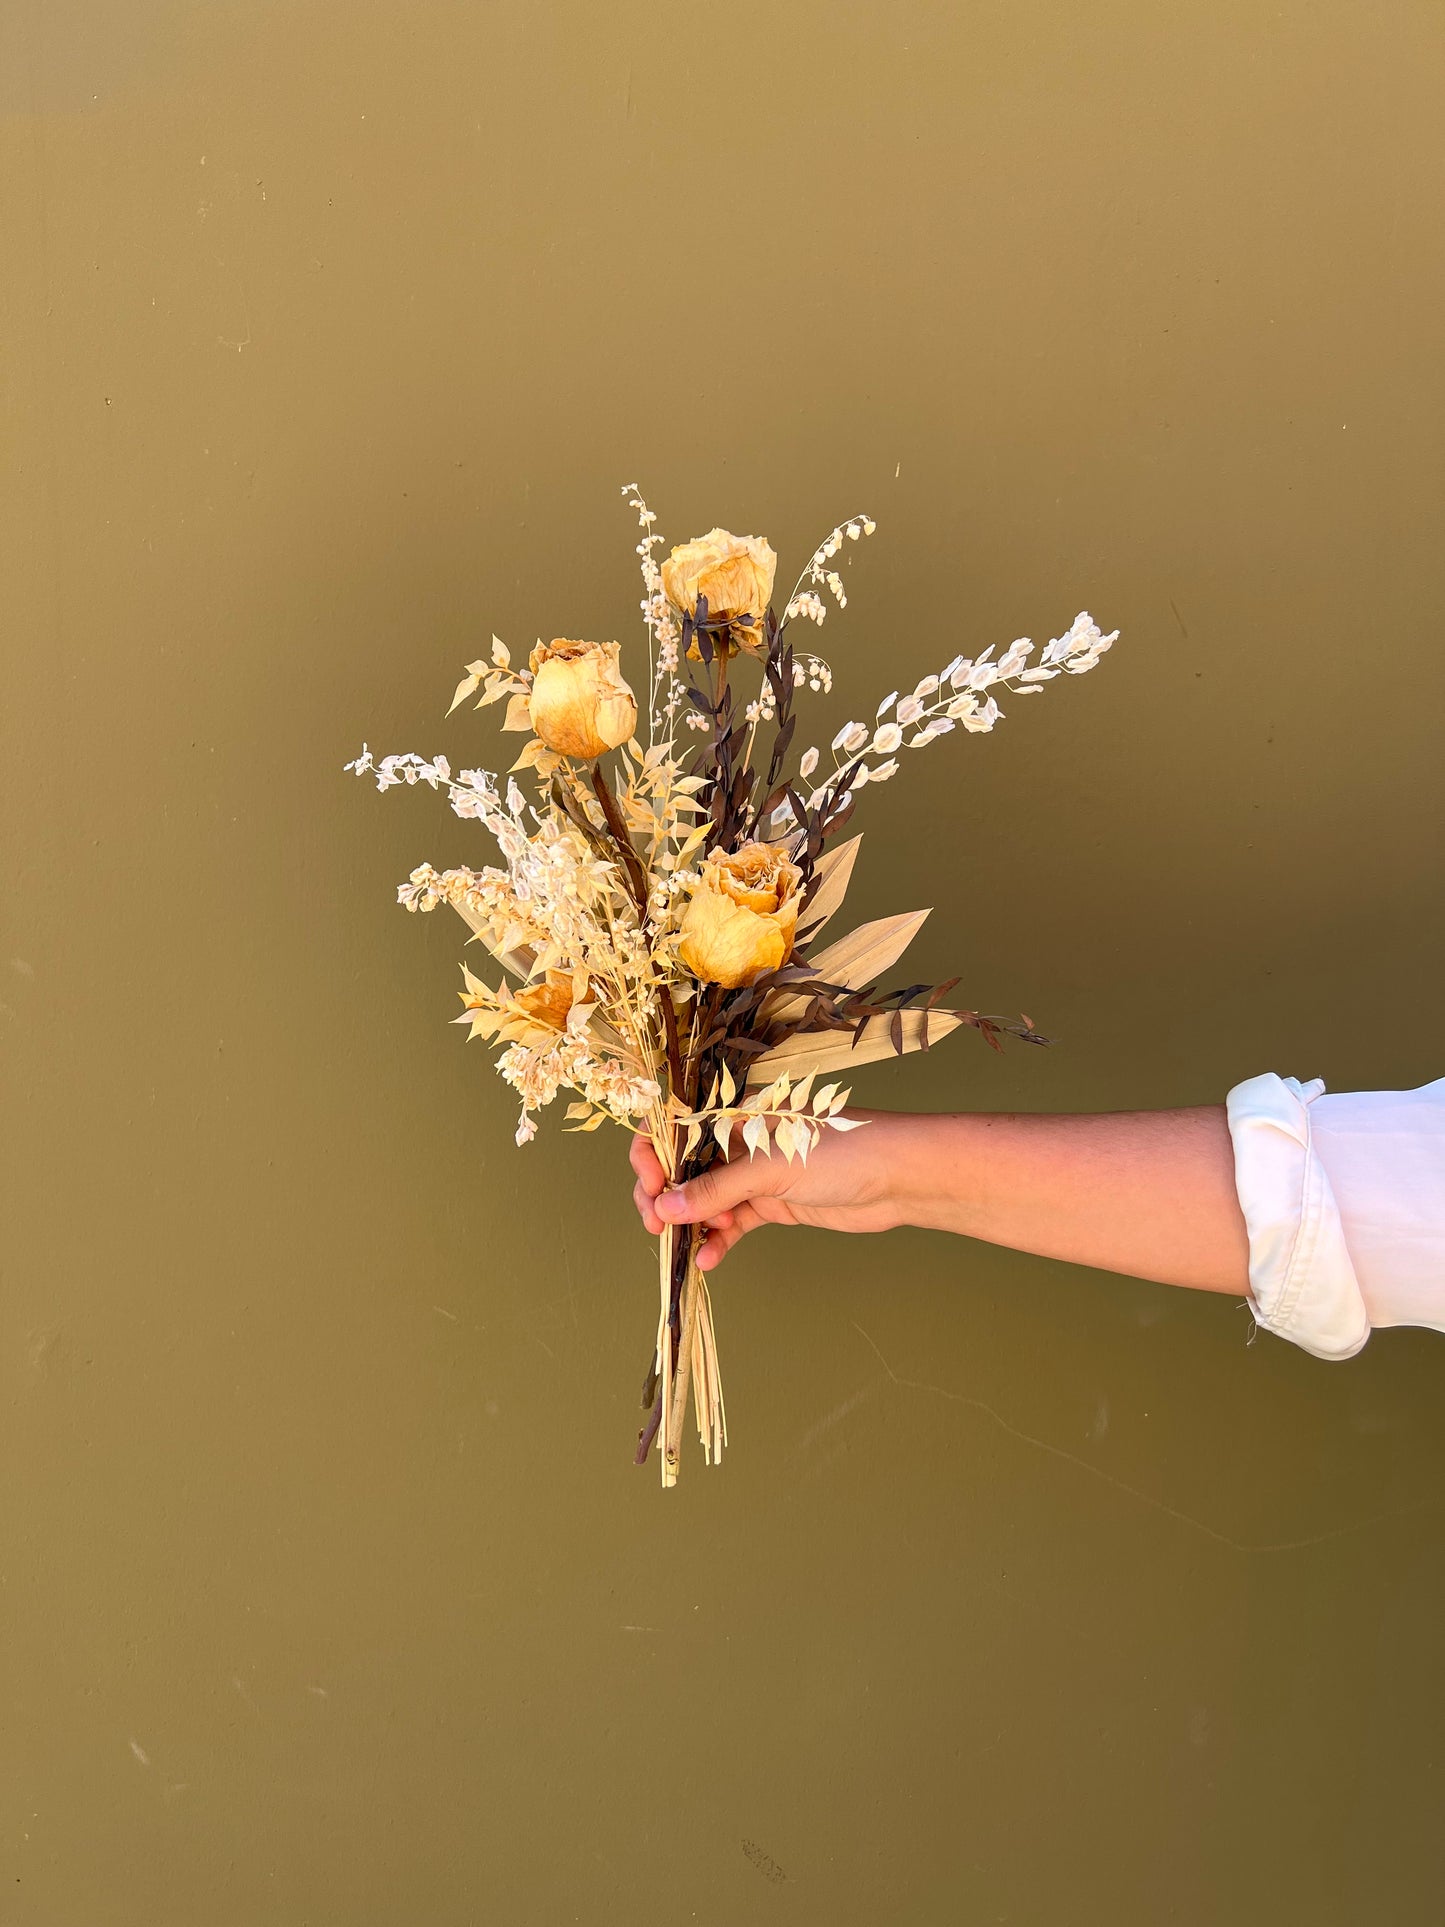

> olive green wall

[{"left": 4, "top": 3, "right": 1443, "bottom": 1922}]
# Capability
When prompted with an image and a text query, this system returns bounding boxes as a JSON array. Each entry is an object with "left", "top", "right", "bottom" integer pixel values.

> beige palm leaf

[
  {"left": 797, "top": 834, "right": 863, "bottom": 939},
  {"left": 744, "top": 1007, "right": 964, "bottom": 1091},
  {"left": 762, "top": 906, "right": 932, "bottom": 1027}
]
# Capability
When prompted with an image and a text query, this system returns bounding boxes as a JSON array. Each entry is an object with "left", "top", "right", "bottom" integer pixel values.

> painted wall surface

[{"left": 4, "top": 4, "right": 1443, "bottom": 1921}]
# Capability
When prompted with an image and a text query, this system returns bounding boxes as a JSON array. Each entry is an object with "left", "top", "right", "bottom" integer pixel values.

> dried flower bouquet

[{"left": 349, "top": 490, "right": 1117, "bottom": 1485}]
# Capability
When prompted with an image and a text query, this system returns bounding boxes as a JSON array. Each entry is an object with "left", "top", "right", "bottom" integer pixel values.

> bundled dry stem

[{"left": 666, "top": 1250, "right": 705, "bottom": 1484}]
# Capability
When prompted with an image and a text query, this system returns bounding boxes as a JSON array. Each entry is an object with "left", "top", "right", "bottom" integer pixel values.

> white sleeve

[{"left": 1226, "top": 1072, "right": 1445, "bottom": 1359}]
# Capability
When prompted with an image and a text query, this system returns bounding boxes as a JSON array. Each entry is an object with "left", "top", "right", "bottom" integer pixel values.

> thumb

[{"left": 656, "top": 1154, "right": 767, "bottom": 1224}]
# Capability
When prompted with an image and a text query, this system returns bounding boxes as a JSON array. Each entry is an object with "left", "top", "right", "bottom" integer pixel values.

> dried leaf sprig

[
  {"left": 675, "top": 1066, "right": 867, "bottom": 1165},
  {"left": 348, "top": 490, "right": 1117, "bottom": 1484}
]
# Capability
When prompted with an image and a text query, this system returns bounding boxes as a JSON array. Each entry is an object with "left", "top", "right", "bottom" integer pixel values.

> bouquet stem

[
  {"left": 665, "top": 1248, "right": 704, "bottom": 1485},
  {"left": 643, "top": 1127, "right": 726, "bottom": 1485}
]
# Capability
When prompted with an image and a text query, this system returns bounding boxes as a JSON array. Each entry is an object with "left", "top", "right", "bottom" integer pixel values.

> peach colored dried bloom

[
  {"left": 528, "top": 639, "right": 637, "bottom": 760},
  {"left": 661, "top": 528, "right": 777, "bottom": 658},
  {"left": 677, "top": 842, "right": 802, "bottom": 988}
]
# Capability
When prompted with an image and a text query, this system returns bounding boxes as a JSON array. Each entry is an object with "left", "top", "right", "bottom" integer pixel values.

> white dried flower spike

[
  {"left": 780, "top": 512, "right": 878, "bottom": 629},
  {"left": 350, "top": 749, "right": 460, "bottom": 793},
  {"left": 620, "top": 483, "right": 658, "bottom": 531},
  {"left": 826, "top": 608, "right": 1115, "bottom": 780},
  {"left": 1042, "top": 611, "right": 1119, "bottom": 672},
  {"left": 621, "top": 483, "right": 689, "bottom": 747}
]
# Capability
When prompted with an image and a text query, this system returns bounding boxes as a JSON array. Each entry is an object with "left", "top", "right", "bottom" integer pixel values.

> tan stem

[
  {"left": 660, "top": 664, "right": 727, "bottom": 1481},
  {"left": 655, "top": 1219, "right": 675, "bottom": 1486},
  {"left": 589, "top": 763, "right": 653, "bottom": 918},
  {"left": 649, "top": 1125, "right": 681, "bottom": 1486},
  {"left": 665, "top": 1236, "right": 703, "bottom": 1481}
]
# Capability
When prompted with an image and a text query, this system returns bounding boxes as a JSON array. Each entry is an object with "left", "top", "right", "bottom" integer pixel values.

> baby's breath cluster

[
  {"left": 348, "top": 751, "right": 672, "bottom": 1145},
  {"left": 621, "top": 483, "right": 684, "bottom": 740},
  {"left": 745, "top": 652, "right": 832, "bottom": 725}
]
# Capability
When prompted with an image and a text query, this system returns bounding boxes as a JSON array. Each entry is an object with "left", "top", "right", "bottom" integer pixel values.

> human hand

[
  {"left": 632, "top": 1102, "right": 1257, "bottom": 1300},
  {"left": 629, "top": 1111, "right": 908, "bottom": 1271}
]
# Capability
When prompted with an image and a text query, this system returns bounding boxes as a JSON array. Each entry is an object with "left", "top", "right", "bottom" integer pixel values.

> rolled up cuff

[{"left": 1225, "top": 1072, "right": 1370, "bottom": 1360}]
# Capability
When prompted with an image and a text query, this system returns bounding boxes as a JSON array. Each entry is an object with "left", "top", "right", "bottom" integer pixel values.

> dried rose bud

[
  {"left": 661, "top": 528, "right": 777, "bottom": 658},
  {"left": 509, "top": 974, "right": 575, "bottom": 1038},
  {"left": 460, "top": 969, "right": 578, "bottom": 1049},
  {"left": 527, "top": 639, "right": 637, "bottom": 760},
  {"left": 678, "top": 842, "right": 803, "bottom": 988}
]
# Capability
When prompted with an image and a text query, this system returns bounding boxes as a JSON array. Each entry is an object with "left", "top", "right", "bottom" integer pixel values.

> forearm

[{"left": 875, "top": 1106, "right": 1251, "bottom": 1295}]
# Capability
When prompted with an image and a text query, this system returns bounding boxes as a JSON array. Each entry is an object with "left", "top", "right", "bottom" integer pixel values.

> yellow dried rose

[
  {"left": 660, "top": 528, "right": 777, "bottom": 658},
  {"left": 678, "top": 842, "right": 803, "bottom": 988},
  {"left": 527, "top": 639, "right": 638, "bottom": 760}
]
